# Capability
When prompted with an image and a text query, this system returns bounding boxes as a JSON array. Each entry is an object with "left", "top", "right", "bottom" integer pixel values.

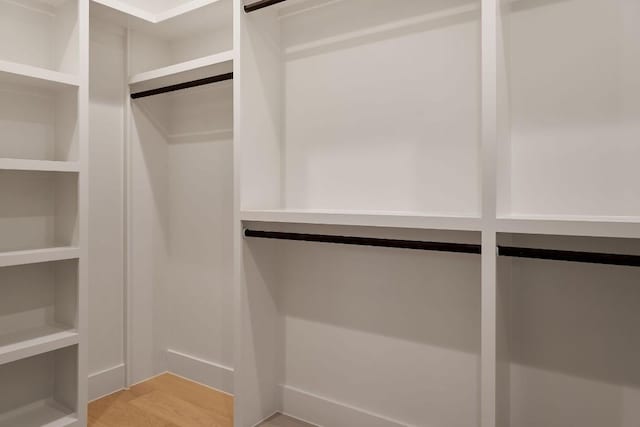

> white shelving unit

[
  {"left": 0, "top": 347, "right": 79, "bottom": 427},
  {"left": 496, "top": 0, "right": 640, "bottom": 222},
  {"left": 495, "top": 233, "right": 640, "bottom": 427},
  {"left": 235, "top": 1, "right": 640, "bottom": 427},
  {"left": 5, "top": 0, "right": 635, "bottom": 426},
  {"left": 236, "top": 1, "right": 484, "bottom": 426},
  {"left": 91, "top": 0, "right": 233, "bottom": 79},
  {"left": 0, "top": 0, "right": 88, "bottom": 425},
  {"left": 88, "top": 0, "right": 235, "bottom": 395}
]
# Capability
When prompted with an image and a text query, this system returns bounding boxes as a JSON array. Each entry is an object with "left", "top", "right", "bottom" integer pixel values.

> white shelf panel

[
  {"left": 0, "top": 399, "right": 76, "bottom": 427},
  {"left": 0, "top": 326, "right": 79, "bottom": 366},
  {"left": 0, "top": 60, "right": 79, "bottom": 90},
  {"left": 0, "top": 159, "right": 80, "bottom": 173},
  {"left": 129, "top": 50, "right": 233, "bottom": 89},
  {"left": 241, "top": 209, "right": 483, "bottom": 231},
  {"left": 497, "top": 215, "right": 640, "bottom": 239},
  {"left": 0, "top": 247, "right": 81, "bottom": 268}
]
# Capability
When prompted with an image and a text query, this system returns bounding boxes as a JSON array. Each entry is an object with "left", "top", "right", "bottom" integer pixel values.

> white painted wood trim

[
  {"left": 76, "top": 0, "right": 90, "bottom": 423},
  {"left": 281, "top": 385, "right": 408, "bottom": 427},
  {"left": 241, "top": 209, "right": 482, "bottom": 231},
  {"left": 88, "top": 364, "right": 126, "bottom": 402},
  {"left": 123, "top": 26, "right": 134, "bottom": 388},
  {"left": 0, "top": 329, "right": 79, "bottom": 366},
  {"left": 0, "top": 247, "right": 80, "bottom": 268},
  {"left": 167, "top": 349, "right": 234, "bottom": 394},
  {"left": 0, "top": 159, "right": 80, "bottom": 173},
  {"left": 128, "top": 50, "right": 233, "bottom": 85},
  {"left": 480, "top": 1, "right": 499, "bottom": 427}
]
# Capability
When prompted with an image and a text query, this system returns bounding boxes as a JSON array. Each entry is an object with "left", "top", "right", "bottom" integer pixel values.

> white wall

[
  {"left": 88, "top": 20, "right": 126, "bottom": 399},
  {"left": 129, "top": 83, "right": 235, "bottom": 390},
  {"left": 507, "top": 236, "right": 640, "bottom": 427},
  {"left": 88, "top": 6, "right": 235, "bottom": 396},
  {"left": 282, "top": 0, "right": 481, "bottom": 215},
  {"left": 241, "top": 224, "right": 481, "bottom": 427},
  {"left": 506, "top": 0, "right": 640, "bottom": 217},
  {"left": 280, "top": 238, "right": 481, "bottom": 426}
]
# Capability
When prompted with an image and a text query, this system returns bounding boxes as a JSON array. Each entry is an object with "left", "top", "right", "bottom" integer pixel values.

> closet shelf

[
  {"left": 0, "top": 247, "right": 81, "bottom": 268},
  {"left": 0, "top": 399, "right": 77, "bottom": 427},
  {"left": 0, "top": 60, "right": 79, "bottom": 90},
  {"left": 497, "top": 215, "right": 640, "bottom": 239},
  {"left": 241, "top": 209, "right": 482, "bottom": 231},
  {"left": 0, "top": 326, "right": 79, "bottom": 366},
  {"left": 129, "top": 51, "right": 233, "bottom": 95},
  {"left": 0, "top": 159, "right": 80, "bottom": 173}
]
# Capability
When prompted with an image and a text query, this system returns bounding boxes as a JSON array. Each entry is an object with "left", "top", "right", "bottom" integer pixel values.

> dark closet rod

[
  {"left": 244, "top": 0, "right": 287, "bottom": 13},
  {"left": 243, "top": 229, "right": 482, "bottom": 254},
  {"left": 498, "top": 246, "right": 640, "bottom": 267},
  {"left": 130, "top": 72, "right": 233, "bottom": 99}
]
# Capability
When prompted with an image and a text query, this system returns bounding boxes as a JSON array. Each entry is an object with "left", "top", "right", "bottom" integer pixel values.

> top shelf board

[
  {"left": 0, "top": 159, "right": 80, "bottom": 173},
  {"left": 0, "top": 60, "right": 79, "bottom": 91},
  {"left": 90, "top": 0, "right": 232, "bottom": 39},
  {"left": 497, "top": 215, "right": 640, "bottom": 239},
  {"left": 241, "top": 209, "right": 483, "bottom": 232},
  {"left": 129, "top": 50, "right": 233, "bottom": 93}
]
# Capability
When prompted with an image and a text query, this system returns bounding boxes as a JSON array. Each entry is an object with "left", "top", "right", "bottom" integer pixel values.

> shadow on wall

[
  {"left": 510, "top": 257, "right": 640, "bottom": 389},
  {"left": 246, "top": 236, "right": 481, "bottom": 355}
]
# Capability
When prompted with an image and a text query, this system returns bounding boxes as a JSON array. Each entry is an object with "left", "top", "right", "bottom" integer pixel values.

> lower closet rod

[
  {"left": 244, "top": 0, "right": 287, "bottom": 13},
  {"left": 130, "top": 72, "right": 234, "bottom": 99},
  {"left": 243, "top": 229, "right": 482, "bottom": 254},
  {"left": 497, "top": 246, "right": 640, "bottom": 267}
]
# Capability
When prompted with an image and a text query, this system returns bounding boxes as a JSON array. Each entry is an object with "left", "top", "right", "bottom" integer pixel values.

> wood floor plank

[
  {"left": 89, "top": 390, "right": 138, "bottom": 419},
  {"left": 131, "top": 373, "right": 233, "bottom": 420},
  {"left": 129, "top": 390, "right": 230, "bottom": 427},
  {"left": 89, "top": 390, "right": 177, "bottom": 427},
  {"left": 89, "top": 373, "right": 234, "bottom": 427}
]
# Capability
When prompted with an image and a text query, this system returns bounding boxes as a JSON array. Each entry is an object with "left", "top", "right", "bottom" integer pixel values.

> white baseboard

[
  {"left": 166, "top": 349, "right": 234, "bottom": 394},
  {"left": 281, "top": 385, "right": 409, "bottom": 427},
  {"left": 89, "top": 363, "right": 126, "bottom": 401}
]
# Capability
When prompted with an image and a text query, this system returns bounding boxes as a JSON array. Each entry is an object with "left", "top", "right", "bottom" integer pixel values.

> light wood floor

[{"left": 89, "top": 373, "right": 313, "bottom": 427}]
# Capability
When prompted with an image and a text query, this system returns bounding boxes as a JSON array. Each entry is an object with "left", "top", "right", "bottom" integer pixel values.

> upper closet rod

[
  {"left": 244, "top": 0, "right": 287, "bottom": 13},
  {"left": 244, "top": 229, "right": 482, "bottom": 254},
  {"left": 498, "top": 246, "right": 640, "bottom": 267},
  {"left": 130, "top": 72, "right": 234, "bottom": 99}
]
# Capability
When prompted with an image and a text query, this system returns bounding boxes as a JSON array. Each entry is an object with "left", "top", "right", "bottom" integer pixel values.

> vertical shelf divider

[
  {"left": 481, "top": 0, "right": 500, "bottom": 427},
  {"left": 76, "top": 0, "right": 90, "bottom": 424}
]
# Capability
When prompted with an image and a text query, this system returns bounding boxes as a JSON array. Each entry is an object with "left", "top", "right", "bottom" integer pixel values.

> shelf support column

[{"left": 481, "top": 0, "right": 501, "bottom": 426}]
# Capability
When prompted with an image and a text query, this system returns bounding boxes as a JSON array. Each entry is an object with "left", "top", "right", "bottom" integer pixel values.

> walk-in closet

[{"left": 0, "top": 0, "right": 638, "bottom": 426}]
